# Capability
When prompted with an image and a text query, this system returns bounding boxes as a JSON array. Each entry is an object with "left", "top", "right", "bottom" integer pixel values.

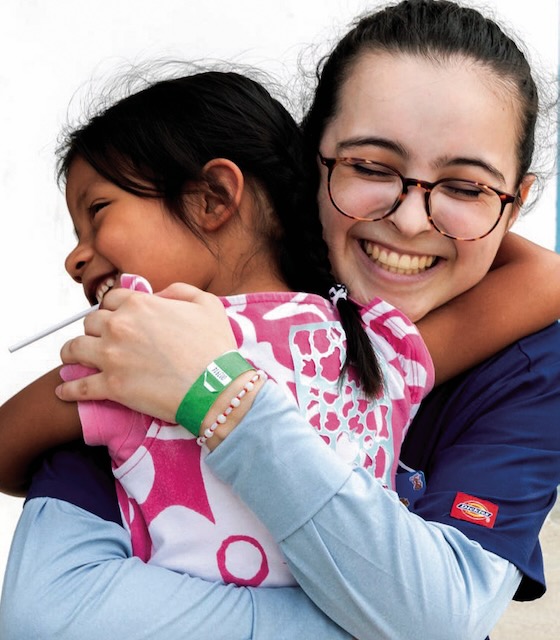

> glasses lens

[
  {"left": 330, "top": 160, "right": 402, "bottom": 220},
  {"left": 429, "top": 180, "right": 502, "bottom": 240}
]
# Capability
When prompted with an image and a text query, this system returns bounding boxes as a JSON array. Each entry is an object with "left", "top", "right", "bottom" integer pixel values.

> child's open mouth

[{"left": 95, "top": 276, "right": 116, "bottom": 304}]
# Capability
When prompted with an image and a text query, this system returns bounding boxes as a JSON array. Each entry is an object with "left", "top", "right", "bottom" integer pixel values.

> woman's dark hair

[
  {"left": 303, "top": 0, "right": 540, "bottom": 192},
  {"left": 57, "top": 70, "right": 383, "bottom": 397}
]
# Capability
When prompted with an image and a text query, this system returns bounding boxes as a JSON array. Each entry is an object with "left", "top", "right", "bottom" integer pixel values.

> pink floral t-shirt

[{"left": 62, "top": 290, "right": 433, "bottom": 588}]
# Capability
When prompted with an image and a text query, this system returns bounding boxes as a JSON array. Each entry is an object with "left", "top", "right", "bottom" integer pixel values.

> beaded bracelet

[{"left": 196, "top": 370, "right": 267, "bottom": 446}]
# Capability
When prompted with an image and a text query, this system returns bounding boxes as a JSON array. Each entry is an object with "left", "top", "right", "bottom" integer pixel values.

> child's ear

[
  {"left": 508, "top": 173, "right": 536, "bottom": 230},
  {"left": 196, "top": 158, "right": 244, "bottom": 232}
]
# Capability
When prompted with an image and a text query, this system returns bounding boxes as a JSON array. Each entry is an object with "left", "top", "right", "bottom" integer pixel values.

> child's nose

[{"left": 65, "top": 242, "right": 93, "bottom": 283}]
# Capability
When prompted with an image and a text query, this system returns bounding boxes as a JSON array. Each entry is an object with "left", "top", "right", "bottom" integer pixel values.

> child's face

[
  {"left": 65, "top": 157, "right": 217, "bottom": 304},
  {"left": 318, "top": 52, "right": 528, "bottom": 321}
]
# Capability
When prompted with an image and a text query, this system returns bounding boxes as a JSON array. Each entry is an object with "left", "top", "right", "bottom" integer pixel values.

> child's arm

[
  {"left": 418, "top": 232, "right": 560, "bottom": 384},
  {"left": 0, "top": 367, "right": 81, "bottom": 496}
]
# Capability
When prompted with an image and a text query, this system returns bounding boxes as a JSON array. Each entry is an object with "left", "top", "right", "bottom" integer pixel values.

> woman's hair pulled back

[{"left": 303, "top": 0, "right": 539, "bottom": 186}]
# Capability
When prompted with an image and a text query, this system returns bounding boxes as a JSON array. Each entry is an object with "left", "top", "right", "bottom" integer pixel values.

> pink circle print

[{"left": 217, "top": 535, "right": 270, "bottom": 586}]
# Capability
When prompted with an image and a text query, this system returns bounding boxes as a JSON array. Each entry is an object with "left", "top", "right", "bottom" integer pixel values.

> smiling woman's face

[{"left": 318, "top": 51, "right": 531, "bottom": 321}]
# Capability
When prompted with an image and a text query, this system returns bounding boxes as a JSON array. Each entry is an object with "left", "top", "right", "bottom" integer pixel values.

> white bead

[{"left": 196, "top": 371, "right": 267, "bottom": 447}]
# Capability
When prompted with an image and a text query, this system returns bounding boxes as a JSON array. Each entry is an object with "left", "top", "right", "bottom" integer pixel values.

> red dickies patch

[{"left": 450, "top": 492, "right": 498, "bottom": 529}]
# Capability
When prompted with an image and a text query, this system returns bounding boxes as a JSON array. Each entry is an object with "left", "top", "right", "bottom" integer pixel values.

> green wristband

[{"left": 175, "top": 351, "right": 254, "bottom": 437}]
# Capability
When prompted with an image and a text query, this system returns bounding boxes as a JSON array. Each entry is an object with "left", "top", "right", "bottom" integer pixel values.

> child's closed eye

[{"left": 88, "top": 201, "right": 109, "bottom": 216}]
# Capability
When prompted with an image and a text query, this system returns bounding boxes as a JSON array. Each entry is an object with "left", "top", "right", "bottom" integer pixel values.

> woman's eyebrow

[
  {"left": 438, "top": 157, "right": 507, "bottom": 184},
  {"left": 334, "top": 141, "right": 508, "bottom": 184},
  {"left": 336, "top": 136, "right": 408, "bottom": 158}
]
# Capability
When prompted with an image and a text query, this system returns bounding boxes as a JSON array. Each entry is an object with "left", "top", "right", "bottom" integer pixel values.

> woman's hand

[{"left": 56, "top": 283, "right": 236, "bottom": 422}]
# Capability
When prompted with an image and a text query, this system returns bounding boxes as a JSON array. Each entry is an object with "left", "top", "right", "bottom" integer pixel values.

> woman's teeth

[
  {"left": 363, "top": 242, "right": 436, "bottom": 275},
  {"left": 96, "top": 277, "right": 116, "bottom": 303}
]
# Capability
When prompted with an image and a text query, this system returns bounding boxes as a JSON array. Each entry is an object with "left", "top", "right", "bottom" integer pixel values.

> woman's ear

[
  {"left": 508, "top": 173, "right": 536, "bottom": 230},
  {"left": 195, "top": 158, "right": 245, "bottom": 232}
]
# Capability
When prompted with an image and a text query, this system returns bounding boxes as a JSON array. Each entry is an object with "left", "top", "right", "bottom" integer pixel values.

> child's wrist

[{"left": 200, "top": 370, "right": 267, "bottom": 451}]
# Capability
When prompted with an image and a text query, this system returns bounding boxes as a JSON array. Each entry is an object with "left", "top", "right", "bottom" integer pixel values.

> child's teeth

[{"left": 96, "top": 278, "right": 116, "bottom": 303}]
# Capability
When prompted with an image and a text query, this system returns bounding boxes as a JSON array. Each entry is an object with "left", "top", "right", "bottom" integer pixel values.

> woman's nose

[
  {"left": 387, "top": 188, "right": 433, "bottom": 238},
  {"left": 65, "top": 241, "right": 93, "bottom": 283}
]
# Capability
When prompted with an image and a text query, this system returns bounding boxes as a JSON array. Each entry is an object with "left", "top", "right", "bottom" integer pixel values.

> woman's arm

[
  {"left": 0, "top": 368, "right": 81, "bottom": 495},
  {"left": 419, "top": 232, "right": 560, "bottom": 383},
  {"left": 205, "top": 382, "right": 523, "bottom": 640},
  {"left": 0, "top": 496, "right": 350, "bottom": 638}
]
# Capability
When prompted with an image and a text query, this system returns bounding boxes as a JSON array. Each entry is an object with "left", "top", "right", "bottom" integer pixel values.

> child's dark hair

[
  {"left": 303, "top": 0, "right": 540, "bottom": 199},
  {"left": 57, "top": 69, "right": 383, "bottom": 397}
]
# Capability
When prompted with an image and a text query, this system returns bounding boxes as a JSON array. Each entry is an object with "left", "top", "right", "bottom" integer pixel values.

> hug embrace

[{"left": 1, "top": 1, "right": 559, "bottom": 639}]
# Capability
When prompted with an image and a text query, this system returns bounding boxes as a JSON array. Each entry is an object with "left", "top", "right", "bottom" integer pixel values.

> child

[
  {"left": 0, "top": 70, "right": 432, "bottom": 588},
  {"left": 0, "top": 69, "right": 554, "bottom": 589}
]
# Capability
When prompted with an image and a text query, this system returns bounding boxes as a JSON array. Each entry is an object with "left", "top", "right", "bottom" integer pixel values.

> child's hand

[{"left": 56, "top": 283, "right": 237, "bottom": 422}]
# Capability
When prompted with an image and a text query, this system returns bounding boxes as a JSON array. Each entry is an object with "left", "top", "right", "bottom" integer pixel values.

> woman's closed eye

[
  {"left": 349, "top": 161, "right": 397, "bottom": 181},
  {"left": 439, "top": 180, "right": 487, "bottom": 200}
]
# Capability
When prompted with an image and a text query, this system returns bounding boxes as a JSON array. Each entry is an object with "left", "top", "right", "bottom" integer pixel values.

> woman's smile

[{"left": 361, "top": 240, "right": 437, "bottom": 275}]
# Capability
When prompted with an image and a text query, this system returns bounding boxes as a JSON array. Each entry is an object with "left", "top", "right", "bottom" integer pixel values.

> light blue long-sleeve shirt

[
  {"left": 0, "top": 383, "right": 520, "bottom": 639},
  {"left": 206, "top": 382, "right": 521, "bottom": 639},
  {"left": 0, "top": 497, "right": 351, "bottom": 640}
]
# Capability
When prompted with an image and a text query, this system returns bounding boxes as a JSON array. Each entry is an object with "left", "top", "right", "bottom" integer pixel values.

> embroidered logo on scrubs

[{"left": 451, "top": 492, "right": 498, "bottom": 528}]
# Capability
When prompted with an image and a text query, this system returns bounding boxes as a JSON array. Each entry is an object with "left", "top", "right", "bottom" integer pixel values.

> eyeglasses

[{"left": 319, "top": 155, "right": 517, "bottom": 241}]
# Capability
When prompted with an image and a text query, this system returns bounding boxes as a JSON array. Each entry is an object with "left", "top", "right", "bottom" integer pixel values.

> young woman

[{"left": 1, "top": 1, "right": 559, "bottom": 639}]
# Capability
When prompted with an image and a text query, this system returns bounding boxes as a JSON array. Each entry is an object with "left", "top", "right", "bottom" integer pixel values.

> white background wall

[{"left": 0, "top": 0, "right": 558, "bottom": 613}]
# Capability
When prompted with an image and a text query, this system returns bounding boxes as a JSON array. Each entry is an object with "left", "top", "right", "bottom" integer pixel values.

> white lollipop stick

[
  {"left": 8, "top": 275, "right": 152, "bottom": 353},
  {"left": 8, "top": 304, "right": 100, "bottom": 353}
]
